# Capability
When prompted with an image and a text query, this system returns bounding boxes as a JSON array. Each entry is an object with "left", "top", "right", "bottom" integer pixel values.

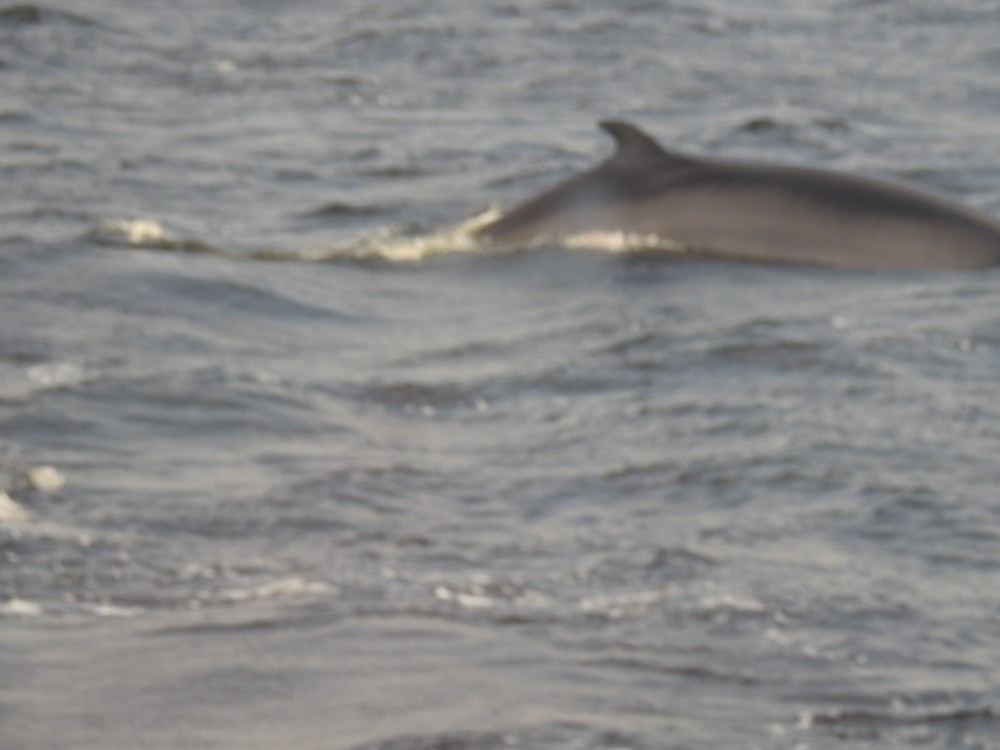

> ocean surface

[{"left": 2, "top": 2, "right": 1000, "bottom": 748}]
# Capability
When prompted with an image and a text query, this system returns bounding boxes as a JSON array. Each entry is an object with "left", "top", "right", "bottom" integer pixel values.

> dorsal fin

[{"left": 598, "top": 120, "right": 694, "bottom": 169}]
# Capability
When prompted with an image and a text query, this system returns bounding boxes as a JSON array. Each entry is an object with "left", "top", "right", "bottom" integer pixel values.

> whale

[{"left": 473, "top": 120, "right": 1000, "bottom": 270}]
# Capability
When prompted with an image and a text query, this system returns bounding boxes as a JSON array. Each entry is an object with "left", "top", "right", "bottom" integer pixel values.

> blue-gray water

[{"left": 2, "top": 2, "right": 999, "bottom": 749}]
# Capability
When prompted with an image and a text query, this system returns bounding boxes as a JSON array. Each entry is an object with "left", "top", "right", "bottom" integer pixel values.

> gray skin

[{"left": 474, "top": 120, "right": 1000, "bottom": 269}]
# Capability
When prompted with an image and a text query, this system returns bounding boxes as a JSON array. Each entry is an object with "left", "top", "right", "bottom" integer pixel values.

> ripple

[{"left": 298, "top": 201, "right": 392, "bottom": 218}]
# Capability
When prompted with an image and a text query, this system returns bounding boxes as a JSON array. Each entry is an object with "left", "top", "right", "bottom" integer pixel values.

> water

[{"left": 2, "top": 2, "right": 1000, "bottom": 748}]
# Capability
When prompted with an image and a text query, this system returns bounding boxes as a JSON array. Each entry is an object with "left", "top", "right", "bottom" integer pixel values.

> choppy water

[{"left": 2, "top": 2, "right": 1000, "bottom": 749}]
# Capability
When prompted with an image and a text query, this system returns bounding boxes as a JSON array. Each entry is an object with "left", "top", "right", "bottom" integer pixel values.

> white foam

[
  {"left": 88, "top": 212, "right": 689, "bottom": 264},
  {"left": 92, "top": 603, "right": 138, "bottom": 618},
  {"left": 222, "top": 576, "right": 332, "bottom": 603},
  {"left": 253, "top": 577, "right": 331, "bottom": 598},
  {"left": 0, "top": 598, "right": 42, "bottom": 616},
  {"left": 86, "top": 218, "right": 172, "bottom": 247},
  {"left": 23, "top": 465, "right": 67, "bottom": 492},
  {"left": 0, "top": 491, "right": 30, "bottom": 523},
  {"left": 580, "top": 589, "right": 663, "bottom": 620},
  {"left": 434, "top": 585, "right": 495, "bottom": 609},
  {"left": 27, "top": 361, "right": 85, "bottom": 388},
  {"left": 350, "top": 213, "right": 691, "bottom": 262},
  {"left": 262, "top": 208, "right": 504, "bottom": 263}
]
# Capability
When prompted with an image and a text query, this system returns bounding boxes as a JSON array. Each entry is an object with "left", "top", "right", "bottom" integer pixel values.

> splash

[{"left": 251, "top": 208, "right": 503, "bottom": 263}]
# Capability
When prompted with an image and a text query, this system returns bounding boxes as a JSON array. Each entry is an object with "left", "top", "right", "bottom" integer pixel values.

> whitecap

[
  {"left": 86, "top": 217, "right": 173, "bottom": 247},
  {"left": 0, "top": 598, "right": 42, "bottom": 616},
  {"left": 0, "top": 491, "right": 30, "bottom": 522},
  {"left": 22, "top": 465, "right": 66, "bottom": 492}
]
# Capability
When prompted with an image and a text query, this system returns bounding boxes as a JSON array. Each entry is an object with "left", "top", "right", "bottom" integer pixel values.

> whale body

[{"left": 474, "top": 120, "right": 1000, "bottom": 269}]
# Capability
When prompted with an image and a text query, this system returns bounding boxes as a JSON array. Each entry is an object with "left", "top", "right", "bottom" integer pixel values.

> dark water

[{"left": 2, "top": 2, "right": 1000, "bottom": 748}]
